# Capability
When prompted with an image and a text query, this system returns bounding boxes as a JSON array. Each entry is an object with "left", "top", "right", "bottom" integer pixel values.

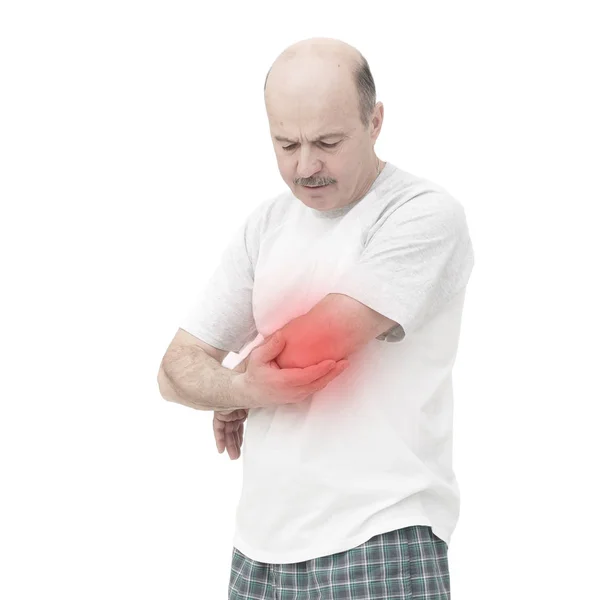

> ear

[{"left": 370, "top": 101, "right": 384, "bottom": 142}]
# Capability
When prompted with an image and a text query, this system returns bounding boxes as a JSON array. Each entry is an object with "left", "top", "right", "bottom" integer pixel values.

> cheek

[
  {"left": 277, "top": 158, "right": 295, "bottom": 181},
  {"left": 274, "top": 156, "right": 286, "bottom": 172},
  {"left": 329, "top": 161, "right": 346, "bottom": 185}
]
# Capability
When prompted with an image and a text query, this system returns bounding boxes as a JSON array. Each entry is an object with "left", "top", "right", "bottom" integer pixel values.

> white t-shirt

[{"left": 180, "top": 162, "right": 475, "bottom": 564}]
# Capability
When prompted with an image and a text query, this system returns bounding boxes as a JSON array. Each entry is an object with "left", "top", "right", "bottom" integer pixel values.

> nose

[{"left": 296, "top": 146, "right": 323, "bottom": 179}]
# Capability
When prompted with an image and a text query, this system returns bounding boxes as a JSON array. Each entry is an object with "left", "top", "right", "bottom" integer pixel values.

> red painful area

[{"left": 271, "top": 307, "right": 344, "bottom": 371}]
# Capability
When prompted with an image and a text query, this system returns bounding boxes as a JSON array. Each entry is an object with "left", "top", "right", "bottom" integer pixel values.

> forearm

[{"left": 158, "top": 345, "right": 252, "bottom": 411}]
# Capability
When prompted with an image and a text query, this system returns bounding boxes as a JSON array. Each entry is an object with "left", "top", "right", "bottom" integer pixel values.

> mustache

[{"left": 295, "top": 177, "right": 336, "bottom": 186}]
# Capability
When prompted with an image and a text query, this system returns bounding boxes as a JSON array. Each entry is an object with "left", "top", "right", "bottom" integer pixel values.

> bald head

[
  {"left": 263, "top": 38, "right": 384, "bottom": 213},
  {"left": 269, "top": 37, "right": 362, "bottom": 72},
  {"left": 264, "top": 38, "right": 376, "bottom": 128}
]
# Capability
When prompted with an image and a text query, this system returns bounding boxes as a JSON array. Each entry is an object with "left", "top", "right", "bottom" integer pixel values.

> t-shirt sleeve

[
  {"left": 329, "top": 191, "right": 475, "bottom": 342},
  {"left": 178, "top": 209, "right": 262, "bottom": 355}
]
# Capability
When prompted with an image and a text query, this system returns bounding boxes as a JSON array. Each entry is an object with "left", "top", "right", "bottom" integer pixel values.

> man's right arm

[
  {"left": 158, "top": 327, "right": 348, "bottom": 412},
  {"left": 157, "top": 329, "right": 252, "bottom": 412}
]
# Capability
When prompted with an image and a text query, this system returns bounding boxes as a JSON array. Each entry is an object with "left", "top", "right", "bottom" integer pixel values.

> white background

[{"left": 1, "top": 1, "right": 599, "bottom": 598}]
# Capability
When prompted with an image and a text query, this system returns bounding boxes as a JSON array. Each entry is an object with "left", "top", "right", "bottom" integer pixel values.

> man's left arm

[
  {"left": 272, "top": 193, "right": 474, "bottom": 368},
  {"left": 272, "top": 293, "right": 398, "bottom": 369}
]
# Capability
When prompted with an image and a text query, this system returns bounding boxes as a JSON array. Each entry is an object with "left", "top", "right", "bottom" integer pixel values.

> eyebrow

[{"left": 274, "top": 132, "right": 345, "bottom": 143}]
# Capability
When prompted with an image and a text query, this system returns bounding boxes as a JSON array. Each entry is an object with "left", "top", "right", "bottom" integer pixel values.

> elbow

[
  {"left": 157, "top": 362, "right": 182, "bottom": 403},
  {"left": 274, "top": 344, "right": 313, "bottom": 370},
  {"left": 156, "top": 362, "right": 208, "bottom": 411},
  {"left": 274, "top": 331, "right": 340, "bottom": 370},
  {"left": 157, "top": 364, "right": 174, "bottom": 402}
]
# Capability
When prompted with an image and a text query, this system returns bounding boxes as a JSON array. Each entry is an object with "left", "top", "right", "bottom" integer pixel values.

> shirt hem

[{"left": 232, "top": 516, "right": 451, "bottom": 564}]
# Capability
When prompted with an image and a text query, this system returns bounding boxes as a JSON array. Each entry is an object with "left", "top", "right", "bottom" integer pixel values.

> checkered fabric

[{"left": 228, "top": 525, "right": 450, "bottom": 599}]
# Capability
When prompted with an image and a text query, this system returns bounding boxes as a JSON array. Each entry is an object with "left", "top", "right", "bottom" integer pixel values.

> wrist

[{"left": 230, "top": 372, "right": 257, "bottom": 409}]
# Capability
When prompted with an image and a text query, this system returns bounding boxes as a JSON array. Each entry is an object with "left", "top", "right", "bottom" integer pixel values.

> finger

[
  {"left": 233, "top": 428, "right": 241, "bottom": 460},
  {"left": 306, "top": 360, "right": 350, "bottom": 393},
  {"left": 231, "top": 424, "right": 244, "bottom": 460},
  {"left": 226, "top": 429, "right": 238, "bottom": 460},
  {"left": 279, "top": 360, "right": 338, "bottom": 387},
  {"left": 236, "top": 422, "right": 244, "bottom": 449},
  {"left": 227, "top": 422, "right": 241, "bottom": 460},
  {"left": 255, "top": 331, "right": 286, "bottom": 362},
  {"left": 236, "top": 424, "right": 244, "bottom": 451},
  {"left": 214, "top": 420, "right": 226, "bottom": 454}
]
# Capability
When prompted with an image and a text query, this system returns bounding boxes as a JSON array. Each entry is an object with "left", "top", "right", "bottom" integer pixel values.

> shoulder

[
  {"left": 365, "top": 167, "right": 468, "bottom": 242},
  {"left": 244, "top": 191, "right": 295, "bottom": 237},
  {"left": 238, "top": 191, "right": 296, "bottom": 266}
]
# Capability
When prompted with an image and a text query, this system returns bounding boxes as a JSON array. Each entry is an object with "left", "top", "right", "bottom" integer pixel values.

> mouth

[{"left": 303, "top": 184, "right": 329, "bottom": 189}]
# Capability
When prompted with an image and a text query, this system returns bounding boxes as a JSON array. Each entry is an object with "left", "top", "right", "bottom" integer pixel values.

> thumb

[{"left": 258, "top": 332, "right": 285, "bottom": 361}]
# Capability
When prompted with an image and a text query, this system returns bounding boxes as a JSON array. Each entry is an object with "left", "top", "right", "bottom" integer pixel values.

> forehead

[{"left": 267, "top": 91, "right": 358, "bottom": 140}]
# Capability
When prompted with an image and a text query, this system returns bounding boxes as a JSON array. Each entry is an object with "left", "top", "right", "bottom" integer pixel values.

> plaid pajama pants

[{"left": 228, "top": 525, "right": 450, "bottom": 599}]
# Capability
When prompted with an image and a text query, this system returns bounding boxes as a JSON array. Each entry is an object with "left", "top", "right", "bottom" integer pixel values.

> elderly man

[{"left": 158, "top": 37, "right": 474, "bottom": 600}]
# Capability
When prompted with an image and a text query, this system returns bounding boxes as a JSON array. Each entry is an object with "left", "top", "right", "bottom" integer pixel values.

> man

[{"left": 158, "top": 37, "right": 474, "bottom": 600}]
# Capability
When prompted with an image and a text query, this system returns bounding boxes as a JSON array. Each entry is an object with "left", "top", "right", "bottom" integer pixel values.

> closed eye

[{"left": 282, "top": 141, "right": 340, "bottom": 151}]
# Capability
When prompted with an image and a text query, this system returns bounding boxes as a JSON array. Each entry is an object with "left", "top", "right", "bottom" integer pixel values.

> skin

[
  {"left": 216, "top": 38, "right": 387, "bottom": 459},
  {"left": 264, "top": 37, "right": 386, "bottom": 212}
]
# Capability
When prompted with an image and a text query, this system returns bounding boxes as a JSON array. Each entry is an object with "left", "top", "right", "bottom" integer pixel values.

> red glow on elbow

[{"left": 272, "top": 314, "right": 338, "bottom": 370}]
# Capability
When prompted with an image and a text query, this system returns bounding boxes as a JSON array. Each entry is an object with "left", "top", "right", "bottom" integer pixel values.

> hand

[
  {"left": 213, "top": 408, "right": 248, "bottom": 460},
  {"left": 233, "top": 331, "right": 349, "bottom": 410}
]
